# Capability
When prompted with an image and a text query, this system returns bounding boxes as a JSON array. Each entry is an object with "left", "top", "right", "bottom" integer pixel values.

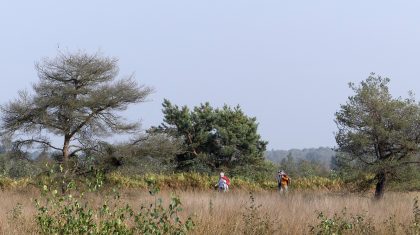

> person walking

[
  {"left": 216, "top": 172, "right": 230, "bottom": 192},
  {"left": 276, "top": 170, "right": 291, "bottom": 193}
]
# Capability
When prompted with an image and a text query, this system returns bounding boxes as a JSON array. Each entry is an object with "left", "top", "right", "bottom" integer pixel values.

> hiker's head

[
  {"left": 280, "top": 170, "right": 285, "bottom": 175},
  {"left": 220, "top": 172, "right": 224, "bottom": 177}
]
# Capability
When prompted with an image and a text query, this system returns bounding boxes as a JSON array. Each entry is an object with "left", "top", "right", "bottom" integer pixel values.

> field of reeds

[
  {"left": 0, "top": 189, "right": 419, "bottom": 234},
  {"left": 0, "top": 173, "right": 418, "bottom": 234}
]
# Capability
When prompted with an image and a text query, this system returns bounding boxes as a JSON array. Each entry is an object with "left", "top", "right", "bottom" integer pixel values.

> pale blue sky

[{"left": 1, "top": 1, "right": 419, "bottom": 150}]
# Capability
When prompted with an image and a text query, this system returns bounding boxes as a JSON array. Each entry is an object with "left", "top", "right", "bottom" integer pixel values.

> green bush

[
  {"left": 309, "top": 208, "right": 375, "bottom": 235},
  {"left": 0, "top": 153, "right": 42, "bottom": 178},
  {"left": 34, "top": 168, "right": 195, "bottom": 234}
]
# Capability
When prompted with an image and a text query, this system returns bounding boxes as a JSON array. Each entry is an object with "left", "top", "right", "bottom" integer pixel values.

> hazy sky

[{"left": 1, "top": 1, "right": 420, "bottom": 150}]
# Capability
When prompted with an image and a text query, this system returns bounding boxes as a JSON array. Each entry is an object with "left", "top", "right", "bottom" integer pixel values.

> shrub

[
  {"left": 309, "top": 208, "right": 375, "bottom": 235},
  {"left": 34, "top": 167, "right": 195, "bottom": 234}
]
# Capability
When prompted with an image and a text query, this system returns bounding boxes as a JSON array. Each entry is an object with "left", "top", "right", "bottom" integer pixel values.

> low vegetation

[
  {"left": 1, "top": 183, "right": 420, "bottom": 234},
  {"left": 0, "top": 172, "right": 345, "bottom": 192}
]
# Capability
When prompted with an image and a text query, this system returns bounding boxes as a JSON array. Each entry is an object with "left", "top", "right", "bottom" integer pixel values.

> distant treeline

[{"left": 265, "top": 147, "right": 335, "bottom": 168}]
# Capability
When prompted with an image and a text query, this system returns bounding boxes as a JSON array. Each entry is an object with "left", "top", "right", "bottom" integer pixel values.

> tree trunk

[
  {"left": 374, "top": 171, "right": 386, "bottom": 200},
  {"left": 61, "top": 135, "right": 71, "bottom": 193},
  {"left": 62, "top": 135, "right": 71, "bottom": 166}
]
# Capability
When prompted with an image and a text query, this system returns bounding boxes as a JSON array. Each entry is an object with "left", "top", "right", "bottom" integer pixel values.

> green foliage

[
  {"left": 1, "top": 51, "right": 153, "bottom": 164},
  {"left": 335, "top": 74, "right": 420, "bottom": 199},
  {"left": 0, "top": 170, "right": 346, "bottom": 192},
  {"left": 309, "top": 208, "right": 375, "bottom": 235},
  {"left": 134, "top": 193, "right": 195, "bottom": 234},
  {"left": 230, "top": 160, "right": 277, "bottom": 182},
  {"left": 34, "top": 167, "right": 195, "bottom": 234},
  {"left": 278, "top": 153, "right": 330, "bottom": 178},
  {"left": 90, "top": 133, "right": 183, "bottom": 175},
  {"left": 266, "top": 147, "right": 335, "bottom": 171},
  {"left": 153, "top": 99, "right": 267, "bottom": 172},
  {"left": 0, "top": 152, "right": 41, "bottom": 178},
  {"left": 35, "top": 191, "right": 97, "bottom": 234},
  {"left": 387, "top": 164, "right": 420, "bottom": 191}
]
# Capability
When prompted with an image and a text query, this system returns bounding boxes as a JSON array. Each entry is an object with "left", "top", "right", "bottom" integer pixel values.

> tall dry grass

[
  {"left": 180, "top": 191, "right": 418, "bottom": 234},
  {"left": 0, "top": 189, "right": 418, "bottom": 234}
]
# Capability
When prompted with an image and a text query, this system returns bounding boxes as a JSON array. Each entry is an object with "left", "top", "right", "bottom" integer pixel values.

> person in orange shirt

[{"left": 276, "top": 170, "right": 291, "bottom": 193}]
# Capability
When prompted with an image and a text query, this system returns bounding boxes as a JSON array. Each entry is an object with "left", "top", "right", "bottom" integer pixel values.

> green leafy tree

[
  {"left": 153, "top": 99, "right": 267, "bottom": 172},
  {"left": 335, "top": 74, "right": 420, "bottom": 199},
  {"left": 1, "top": 51, "right": 153, "bottom": 167}
]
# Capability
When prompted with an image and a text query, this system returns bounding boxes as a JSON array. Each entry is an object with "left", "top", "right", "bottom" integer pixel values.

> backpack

[
  {"left": 281, "top": 174, "right": 290, "bottom": 184},
  {"left": 222, "top": 176, "right": 230, "bottom": 186}
]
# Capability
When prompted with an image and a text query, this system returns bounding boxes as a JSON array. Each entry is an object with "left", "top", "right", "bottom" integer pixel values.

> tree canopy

[
  {"left": 152, "top": 99, "right": 268, "bottom": 172},
  {"left": 335, "top": 74, "right": 420, "bottom": 199},
  {"left": 1, "top": 51, "right": 153, "bottom": 165}
]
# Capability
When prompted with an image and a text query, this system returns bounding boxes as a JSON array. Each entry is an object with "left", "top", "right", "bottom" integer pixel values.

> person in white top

[{"left": 216, "top": 172, "right": 230, "bottom": 192}]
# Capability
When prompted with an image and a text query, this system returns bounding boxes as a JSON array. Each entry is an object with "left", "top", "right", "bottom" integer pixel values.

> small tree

[
  {"left": 152, "top": 99, "right": 267, "bottom": 172},
  {"left": 1, "top": 51, "right": 153, "bottom": 167},
  {"left": 335, "top": 74, "right": 420, "bottom": 199}
]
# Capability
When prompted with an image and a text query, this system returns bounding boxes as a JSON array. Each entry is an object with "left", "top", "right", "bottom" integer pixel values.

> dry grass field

[{"left": 0, "top": 188, "right": 418, "bottom": 234}]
